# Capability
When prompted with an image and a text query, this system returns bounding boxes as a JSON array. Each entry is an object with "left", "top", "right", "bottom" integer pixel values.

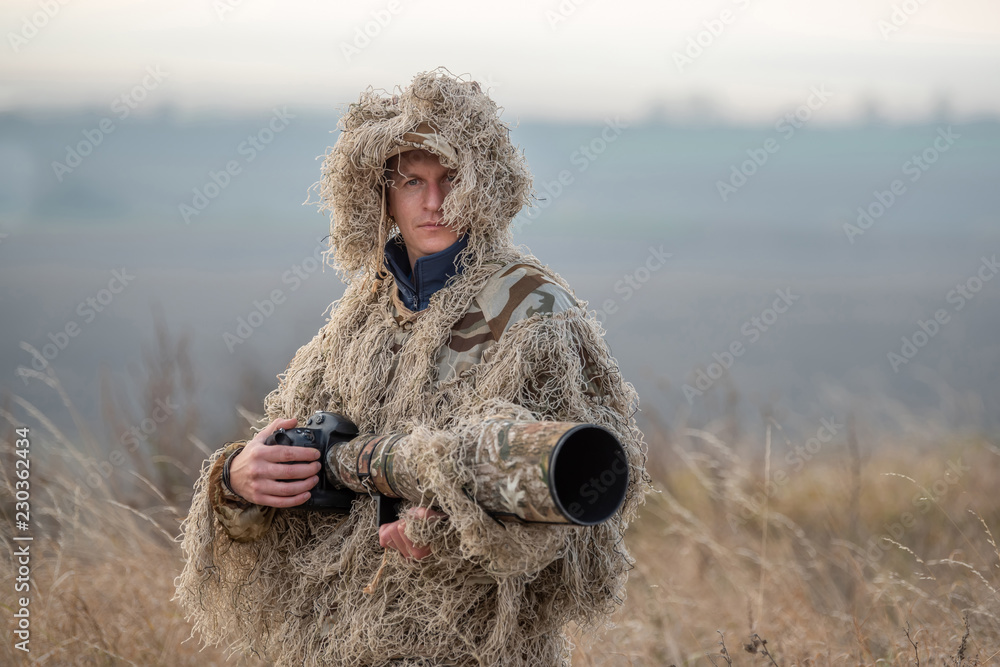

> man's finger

[
  {"left": 385, "top": 525, "right": 409, "bottom": 558},
  {"left": 253, "top": 476, "right": 318, "bottom": 498},
  {"left": 396, "top": 531, "right": 418, "bottom": 560},
  {"left": 378, "top": 524, "right": 391, "bottom": 549},
  {"left": 253, "top": 490, "right": 312, "bottom": 508},
  {"left": 265, "top": 460, "right": 322, "bottom": 480},
  {"left": 400, "top": 519, "right": 433, "bottom": 559},
  {"left": 255, "top": 417, "right": 298, "bottom": 442},
  {"left": 379, "top": 523, "right": 401, "bottom": 551},
  {"left": 386, "top": 522, "right": 417, "bottom": 559},
  {"left": 260, "top": 445, "right": 320, "bottom": 468},
  {"left": 259, "top": 444, "right": 321, "bottom": 464}
]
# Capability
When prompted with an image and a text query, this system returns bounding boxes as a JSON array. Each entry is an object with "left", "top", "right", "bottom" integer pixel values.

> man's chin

[{"left": 415, "top": 239, "right": 459, "bottom": 258}]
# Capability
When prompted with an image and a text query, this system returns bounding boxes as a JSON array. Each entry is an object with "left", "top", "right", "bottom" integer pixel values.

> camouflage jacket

[{"left": 208, "top": 260, "right": 580, "bottom": 537}]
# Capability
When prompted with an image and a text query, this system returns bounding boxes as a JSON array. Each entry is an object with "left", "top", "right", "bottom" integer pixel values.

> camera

[
  {"left": 264, "top": 411, "right": 629, "bottom": 527},
  {"left": 264, "top": 412, "right": 360, "bottom": 512}
]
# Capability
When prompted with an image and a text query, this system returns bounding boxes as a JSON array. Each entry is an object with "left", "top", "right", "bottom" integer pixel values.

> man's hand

[
  {"left": 378, "top": 507, "right": 446, "bottom": 560},
  {"left": 228, "top": 417, "right": 322, "bottom": 508}
]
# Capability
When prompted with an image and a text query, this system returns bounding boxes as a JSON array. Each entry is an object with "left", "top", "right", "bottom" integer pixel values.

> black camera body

[{"left": 264, "top": 412, "right": 359, "bottom": 512}]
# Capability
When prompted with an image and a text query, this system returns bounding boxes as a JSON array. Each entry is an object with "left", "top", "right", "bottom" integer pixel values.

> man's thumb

[{"left": 260, "top": 416, "right": 297, "bottom": 439}]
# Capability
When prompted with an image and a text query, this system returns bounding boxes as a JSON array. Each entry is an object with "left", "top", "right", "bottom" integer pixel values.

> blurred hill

[
  {"left": 2, "top": 109, "right": 999, "bottom": 235},
  {"left": 1, "top": 111, "right": 998, "bottom": 445}
]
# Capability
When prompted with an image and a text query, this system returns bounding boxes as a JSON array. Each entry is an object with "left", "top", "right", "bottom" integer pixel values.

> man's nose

[{"left": 424, "top": 182, "right": 446, "bottom": 211}]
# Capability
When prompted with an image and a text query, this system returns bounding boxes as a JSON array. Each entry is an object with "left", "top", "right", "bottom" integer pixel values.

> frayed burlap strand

[{"left": 175, "top": 69, "right": 650, "bottom": 666}]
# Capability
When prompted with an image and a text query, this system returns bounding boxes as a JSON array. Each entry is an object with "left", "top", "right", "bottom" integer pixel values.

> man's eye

[{"left": 406, "top": 179, "right": 419, "bottom": 186}]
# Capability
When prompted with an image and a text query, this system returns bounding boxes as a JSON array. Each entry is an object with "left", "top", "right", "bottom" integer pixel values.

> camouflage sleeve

[
  {"left": 404, "top": 303, "right": 648, "bottom": 577},
  {"left": 207, "top": 441, "right": 277, "bottom": 542},
  {"left": 399, "top": 265, "right": 648, "bottom": 576}
]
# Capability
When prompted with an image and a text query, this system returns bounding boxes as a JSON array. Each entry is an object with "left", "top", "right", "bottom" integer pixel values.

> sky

[{"left": 2, "top": 0, "right": 1000, "bottom": 124}]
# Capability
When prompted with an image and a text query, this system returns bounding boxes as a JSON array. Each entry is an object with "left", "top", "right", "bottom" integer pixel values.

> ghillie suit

[{"left": 175, "top": 69, "right": 650, "bottom": 666}]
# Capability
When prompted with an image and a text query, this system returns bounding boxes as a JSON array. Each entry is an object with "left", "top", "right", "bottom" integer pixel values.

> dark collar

[{"left": 383, "top": 235, "right": 468, "bottom": 311}]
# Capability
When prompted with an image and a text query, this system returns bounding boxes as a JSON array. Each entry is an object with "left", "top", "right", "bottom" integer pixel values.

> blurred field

[
  {"left": 2, "top": 343, "right": 998, "bottom": 666},
  {"left": 570, "top": 415, "right": 999, "bottom": 665}
]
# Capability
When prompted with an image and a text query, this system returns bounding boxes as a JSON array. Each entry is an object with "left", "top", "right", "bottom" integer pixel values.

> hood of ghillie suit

[{"left": 314, "top": 69, "right": 533, "bottom": 279}]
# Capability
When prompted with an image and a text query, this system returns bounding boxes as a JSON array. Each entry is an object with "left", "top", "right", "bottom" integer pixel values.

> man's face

[{"left": 386, "top": 149, "right": 460, "bottom": 270}]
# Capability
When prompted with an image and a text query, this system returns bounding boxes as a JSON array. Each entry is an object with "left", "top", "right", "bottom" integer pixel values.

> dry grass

[
  {"left": 1, "top": 329, "right": 256, "bottom": 667},
  {"left": 2, "top": 332, "right": 998, "bottom": 665},
  {"left": 570, "top": 412, "right": 1000, "bottom": 665}
]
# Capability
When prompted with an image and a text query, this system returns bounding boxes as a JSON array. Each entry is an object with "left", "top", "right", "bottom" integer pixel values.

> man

[{"left": 176, "top": 70, "right": 648, "bottom": 666}]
